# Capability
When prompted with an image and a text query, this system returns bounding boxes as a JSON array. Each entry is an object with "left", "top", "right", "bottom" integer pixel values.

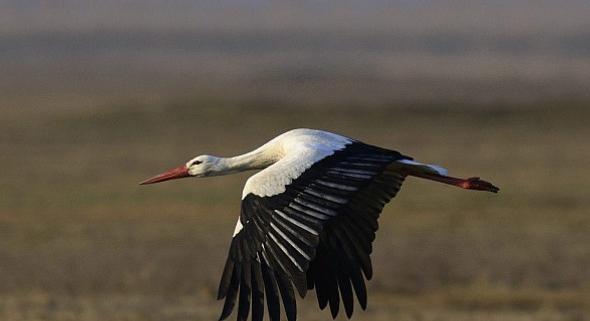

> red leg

[{"left": 406, "top": 171, "right": 499, "bottom": 193}]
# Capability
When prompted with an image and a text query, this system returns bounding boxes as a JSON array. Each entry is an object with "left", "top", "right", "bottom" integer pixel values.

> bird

[{"left": 140, "top": 128, "right": 498, "bottom": 321}]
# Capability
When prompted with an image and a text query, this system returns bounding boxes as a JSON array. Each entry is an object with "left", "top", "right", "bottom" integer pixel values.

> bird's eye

[{"left": 192, "top": 161, "right": 202, "bottom": 166}]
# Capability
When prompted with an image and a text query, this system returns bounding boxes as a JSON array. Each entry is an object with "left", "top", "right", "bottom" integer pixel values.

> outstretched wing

[{"left": 217, "top": 142, "right": 412, "bottom": 321}]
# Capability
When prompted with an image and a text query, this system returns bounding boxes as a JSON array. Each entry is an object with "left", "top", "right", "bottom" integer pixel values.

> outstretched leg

[{"left": 406, "top": 171, "right": 499, "bottom": 193}]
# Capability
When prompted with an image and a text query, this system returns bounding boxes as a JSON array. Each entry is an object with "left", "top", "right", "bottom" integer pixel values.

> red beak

[{"left": 140, "top": 165, "right": 190, "bottom": 185}]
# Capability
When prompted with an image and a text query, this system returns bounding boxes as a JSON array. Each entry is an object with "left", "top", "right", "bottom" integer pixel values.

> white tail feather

[{"left": 397, "top": 159, "right": 449, "bottom": 176}]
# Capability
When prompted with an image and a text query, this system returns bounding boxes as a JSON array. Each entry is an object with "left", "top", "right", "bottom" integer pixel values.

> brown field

[
  {"left": 1, "top": 101, "right": 589, "bottom": 320},
  {"left": 1, "top": 2, "right": 590, "bottom": 319}
]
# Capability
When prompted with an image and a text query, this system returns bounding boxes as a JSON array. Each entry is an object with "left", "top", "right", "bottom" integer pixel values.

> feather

[
  {"left": 251, "top": 260, "right": 264, "bottom": 321},
  {"left": 276, "top": 273, "right": 297, "bottom": 321},
  {"left": 261, "top": 263, "right": 280, "bottom": 321},
  {"left": 237, "top": 262, "right": 252, "bottom": 321},
  {"left": 219, "top": 263, "right": 241, "bottom": 321}
]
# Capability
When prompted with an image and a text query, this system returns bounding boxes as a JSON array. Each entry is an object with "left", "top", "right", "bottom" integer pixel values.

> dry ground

[{"left": 1, "top": 102, "right": 589, "bottom": 320}]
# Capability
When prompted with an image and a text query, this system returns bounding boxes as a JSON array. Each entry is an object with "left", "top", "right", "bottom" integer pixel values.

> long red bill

[{"left": 140, "top": 165, "right": 190, "bottom": 185}]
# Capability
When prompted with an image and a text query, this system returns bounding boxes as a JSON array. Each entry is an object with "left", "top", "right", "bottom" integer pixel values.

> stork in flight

[{"left": 141, "top": 128, "right": 498, "bottom": 321}]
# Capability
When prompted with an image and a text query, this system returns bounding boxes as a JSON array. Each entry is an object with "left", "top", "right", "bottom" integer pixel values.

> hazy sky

[{"left": 1, "top": 0, "right": 589, "bottom": 107}]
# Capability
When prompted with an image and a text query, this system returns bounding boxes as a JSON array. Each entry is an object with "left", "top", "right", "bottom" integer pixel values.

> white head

[
  {"left": 140, "top": 154, "right": 224, "bottom": 185},
  {"left": 186, "top": 155, "right": 224, "bottom": 177}
]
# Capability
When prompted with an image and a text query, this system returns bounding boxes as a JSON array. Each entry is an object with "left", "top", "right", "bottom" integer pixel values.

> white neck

[{"left": 216, "top": 143, "right": 282, "bottom": 175}]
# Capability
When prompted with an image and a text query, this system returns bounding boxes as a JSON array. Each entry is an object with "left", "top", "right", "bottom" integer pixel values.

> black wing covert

[{"left": 217, "top": 142, "right": 410, "bottom": 321}]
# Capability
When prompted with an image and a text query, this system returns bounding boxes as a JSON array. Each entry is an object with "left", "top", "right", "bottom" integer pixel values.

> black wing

[{"left": 217, "top": 142, "right": 410, "bottom": 321}]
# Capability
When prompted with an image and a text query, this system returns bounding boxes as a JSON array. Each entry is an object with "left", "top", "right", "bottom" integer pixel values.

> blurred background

[{"left": 1, "top": 1, "right": 589, "bottom": 320}]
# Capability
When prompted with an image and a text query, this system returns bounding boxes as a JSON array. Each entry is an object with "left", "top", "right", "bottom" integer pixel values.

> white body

[
  {"left": 241, "top": 129, "right": 354, "bottom": 199},
  {"left": 231, "top": 128, "right": 447, "bottom": 199},
  {"left": 222, "top": 128, "right": 445, "bottom": 236}
]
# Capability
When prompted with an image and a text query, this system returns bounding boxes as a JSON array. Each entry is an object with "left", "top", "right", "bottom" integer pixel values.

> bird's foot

[{"left": 459, "top": 177, "right": 499, "bottom": 193}]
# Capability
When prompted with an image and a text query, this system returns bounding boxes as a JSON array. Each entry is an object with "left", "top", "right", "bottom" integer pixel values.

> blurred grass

[{"left": 0, "top": 101, "right": 589, "bottom": 320}]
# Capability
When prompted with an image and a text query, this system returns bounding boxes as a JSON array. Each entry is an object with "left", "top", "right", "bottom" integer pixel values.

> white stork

[{"left": 140, "top": 128, "right": 498, "bottom": 321}]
